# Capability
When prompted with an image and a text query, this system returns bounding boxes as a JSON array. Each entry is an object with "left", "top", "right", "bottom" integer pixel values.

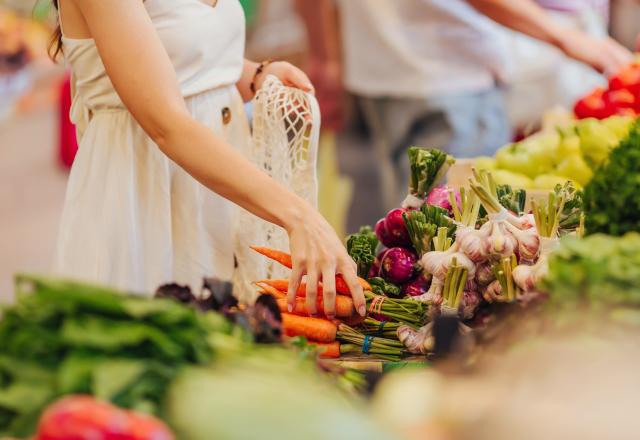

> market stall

[{"left": 3, "top": 59, "right": 640, "bottom": 438}]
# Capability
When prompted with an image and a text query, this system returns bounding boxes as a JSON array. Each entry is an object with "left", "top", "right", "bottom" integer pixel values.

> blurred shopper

[
  {"left": 0, "top": 10, "right": 32, "bottom": 120},
  {"left": 48, "top": 0, "right": 366, "bottom": 318},
  {"left": 304, "top": 0, "right": 632, "bottom": 210},
  {"left": 505, "top": 0, "right": 617, "bottom": 130},
  {"left": 295, "top": 0, "right": 355, "bottom": 238}
]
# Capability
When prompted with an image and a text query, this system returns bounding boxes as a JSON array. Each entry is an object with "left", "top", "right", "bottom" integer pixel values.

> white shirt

[{"left": 339, "top": 0, "right": 511, "bottom": 98}]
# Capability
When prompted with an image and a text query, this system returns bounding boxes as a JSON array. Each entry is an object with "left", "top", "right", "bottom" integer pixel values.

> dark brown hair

[{"left": 48, "top": 0, "right": 63, "bottom": 61}]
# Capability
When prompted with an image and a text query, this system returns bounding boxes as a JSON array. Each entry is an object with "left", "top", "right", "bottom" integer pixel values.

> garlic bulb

[
  {"left": 504, "top": 222, "right": 540, "bottom": 262},
  {"left": 489, "top": 222, "right": 515, "bottom": 259},
  {"left": 461, "top": 290, "right": 481, "bottom": 320},
  {"left": 505, "top": 212, "right": 535, "bottom": 230},
  {"left": 459, "top": 228, "right": 490, "bottom": 262},
  {"left": 397, "top": 323, "right": 434, "bottom": 355},
  {"left": 421, "top": 245, "right": 475, "bottom": 281},
  {"left": 512, "top": 264, "right": 537, "bottom": 291},
  {"left": 476, "top": 262, "right": 495, "bottom": 286},
  {"left": 411, "top": 277, "right": 443, "bottom": 304},
  {"left": 483, "top": 279, "right": 503, "bottom": 303}
]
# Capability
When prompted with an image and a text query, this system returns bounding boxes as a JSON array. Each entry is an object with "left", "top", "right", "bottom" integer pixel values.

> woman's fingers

[
  {"left": 321, "top": 264, "right": 337, "bottom": 319},
  {"left": 601, "top": 38, "right": 632, "bottom": 76},
  {"left": 306, "top": 268, "right": 319, "bottom": 316},
  {"left": 340, "top": 261, "right": 366, "bottom": 317},
  {"left": 287, "top": 264, "right": 303, "bottom": 313},
  {"left": 284, "top": 66, "right": 314, "bottom": 94}
]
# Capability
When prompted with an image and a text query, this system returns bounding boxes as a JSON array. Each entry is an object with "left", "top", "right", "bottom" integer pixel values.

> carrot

[
  {"left": 281, "top": 313, "right": 337, "bottom": 343},
  {"left": 257, "top": 279, "right": 291, "bottom": 292},
  {"left": 257, "top": 277, "right": 372, "bottom": 297},
  {"left": 250, "top": 246, "right": 292, "bottom": 268},
  {"left": 257, "top": 279, "right": 347, "bottom": 297},
  {"left": 271, "top": 296, "right": 354, "bottom": 318},
  {"left": 255, "top": 283, "right": 286, "bottom": 299},
  {"left": 250, "top": 247, "right": 372, "bottom": 292},
  {"left": 313, "top": 342, "right": 341, "bottom": 359},
  {"left": 336, "top": 276, "right": 372, "bottom": 294}
]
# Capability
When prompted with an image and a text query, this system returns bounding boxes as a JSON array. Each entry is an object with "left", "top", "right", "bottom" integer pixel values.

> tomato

[
  {"left": 34, "top": 395, "right": 174, "bottom": 440},
  {"left": 605, "top": 89, "right": 636, "bottom": 113},
  {"left": 608, "top": 63, "right": 640, "bottom": 94},
  {"left": 574, "top": 87, "right": 614, "bottom": 120}
]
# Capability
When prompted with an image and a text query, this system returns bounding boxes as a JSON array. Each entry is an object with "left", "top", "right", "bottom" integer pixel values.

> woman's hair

[{"left": 48, "top": 0, "right": 63, "bottom": 61}]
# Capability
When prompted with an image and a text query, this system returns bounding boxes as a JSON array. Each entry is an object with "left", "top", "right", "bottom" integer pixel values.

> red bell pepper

[{"left": 34, "top": 395, "right": 174, "bottom": 440}]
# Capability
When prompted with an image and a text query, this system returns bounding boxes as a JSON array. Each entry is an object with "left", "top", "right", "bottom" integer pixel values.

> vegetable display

[
  {"left": 475, "top": 114, "right": 634, "bottom": 189},
  {"left": 356, "top": 144, "right": 590, "bottom": 357}
]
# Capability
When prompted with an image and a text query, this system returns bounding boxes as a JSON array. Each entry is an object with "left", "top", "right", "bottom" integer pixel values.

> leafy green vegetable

[
  {"left": 584, "top": 119, "right": 640, "bottom": 236},
  {"left": 407, "top": 147, "right": 455, "bottom": 198},
  {"left": 368, "top": 277, "right": 401, "bottom": 298},
  {"left": 0, "top": 274, "right": 224, "bottom": 437},
  {"left": 542, "top": 233, "right": 640, "bottom": 307},
  {"left": 346, "top": 226, "right": 378, "bottom": 278}
]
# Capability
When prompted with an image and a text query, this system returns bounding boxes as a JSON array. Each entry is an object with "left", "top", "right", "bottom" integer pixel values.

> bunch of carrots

[{"left": 252, "top": 247, "right": 406, "bottom": 361}]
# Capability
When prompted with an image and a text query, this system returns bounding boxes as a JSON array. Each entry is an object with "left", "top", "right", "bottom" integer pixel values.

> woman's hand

[
  {"left": 285, "top": 204, "right": 366, "bottom": 320},
  {"left": 558, "top": 29, "right": 632, "bottom": 76},
  {"left": 256, "top": 61, "right": 315, "bottom": 94}
]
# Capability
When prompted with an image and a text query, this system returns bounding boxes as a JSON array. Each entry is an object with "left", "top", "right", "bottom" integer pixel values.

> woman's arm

[
  {"left": 68, "top": 0, "right": 363, "bottom": 317},
  {"left": 468, "top": 0, "right": 632, "bottom": 75}
]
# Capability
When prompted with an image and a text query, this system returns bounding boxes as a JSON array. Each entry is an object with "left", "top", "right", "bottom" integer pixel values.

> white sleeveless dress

[{"left": 54, "top": 0, "right": 251, "bottom": 294}]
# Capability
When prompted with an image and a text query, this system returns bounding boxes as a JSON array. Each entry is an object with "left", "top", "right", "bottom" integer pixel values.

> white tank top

[{"left": 62, "top": 0, "right": 245, "bottom": 119}]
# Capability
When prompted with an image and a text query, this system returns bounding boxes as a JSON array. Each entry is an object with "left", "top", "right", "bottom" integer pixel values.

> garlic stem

[{"left": 453, "top": 268, "right": 468, "bottom": 309}]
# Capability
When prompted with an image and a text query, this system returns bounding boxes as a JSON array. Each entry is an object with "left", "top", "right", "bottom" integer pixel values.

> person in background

[
  {"left": 504, "top": 0, "right": 617, "bottom": 130},
  {"left": 301, "top": 0, "right": 632, "bottom": 212}
]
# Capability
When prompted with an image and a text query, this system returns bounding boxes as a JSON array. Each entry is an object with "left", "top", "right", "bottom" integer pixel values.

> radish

[
  {"left": 384, "top": 208, "right": 412, "bottom": 247},
  {"left": 380, "top": 247, "right": 417, "bottom": 284},
  {"left": 426, "top": 185, "right": 460, "bottom": 215},
  {"left": 401, "top": 275, "right": 431, "bottom": 298}
]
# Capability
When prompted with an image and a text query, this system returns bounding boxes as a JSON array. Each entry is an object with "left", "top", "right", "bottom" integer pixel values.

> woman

[{"left": 51, "top": 0, "right": 365, "bottom": 319}]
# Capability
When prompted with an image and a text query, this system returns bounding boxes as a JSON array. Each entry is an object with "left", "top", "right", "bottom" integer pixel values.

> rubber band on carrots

[
  {"left": 362, "top": 335, "right": 373, "bottom": 354},
  {"left": 368, "top": 295, "right": 386, "bottom": 315}
]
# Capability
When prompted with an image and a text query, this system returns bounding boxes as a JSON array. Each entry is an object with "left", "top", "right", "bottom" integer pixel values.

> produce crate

[{"left": 447, "top": 158, "right": 548, "bottom": 210}]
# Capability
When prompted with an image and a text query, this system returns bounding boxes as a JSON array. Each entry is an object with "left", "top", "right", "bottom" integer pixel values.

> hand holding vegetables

[{"left": 250, "top": 246, "right": 367, "bottom": 319}]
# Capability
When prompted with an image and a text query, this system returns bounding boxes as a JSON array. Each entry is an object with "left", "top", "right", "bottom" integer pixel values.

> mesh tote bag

[{"left": 234, "top": 75, "right": 320, "bottom": 303}]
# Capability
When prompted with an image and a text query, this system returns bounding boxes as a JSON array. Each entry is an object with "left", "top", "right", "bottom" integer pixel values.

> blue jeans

[{"left": 357, "top": 88, "right": 511, "bottom": 210}]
